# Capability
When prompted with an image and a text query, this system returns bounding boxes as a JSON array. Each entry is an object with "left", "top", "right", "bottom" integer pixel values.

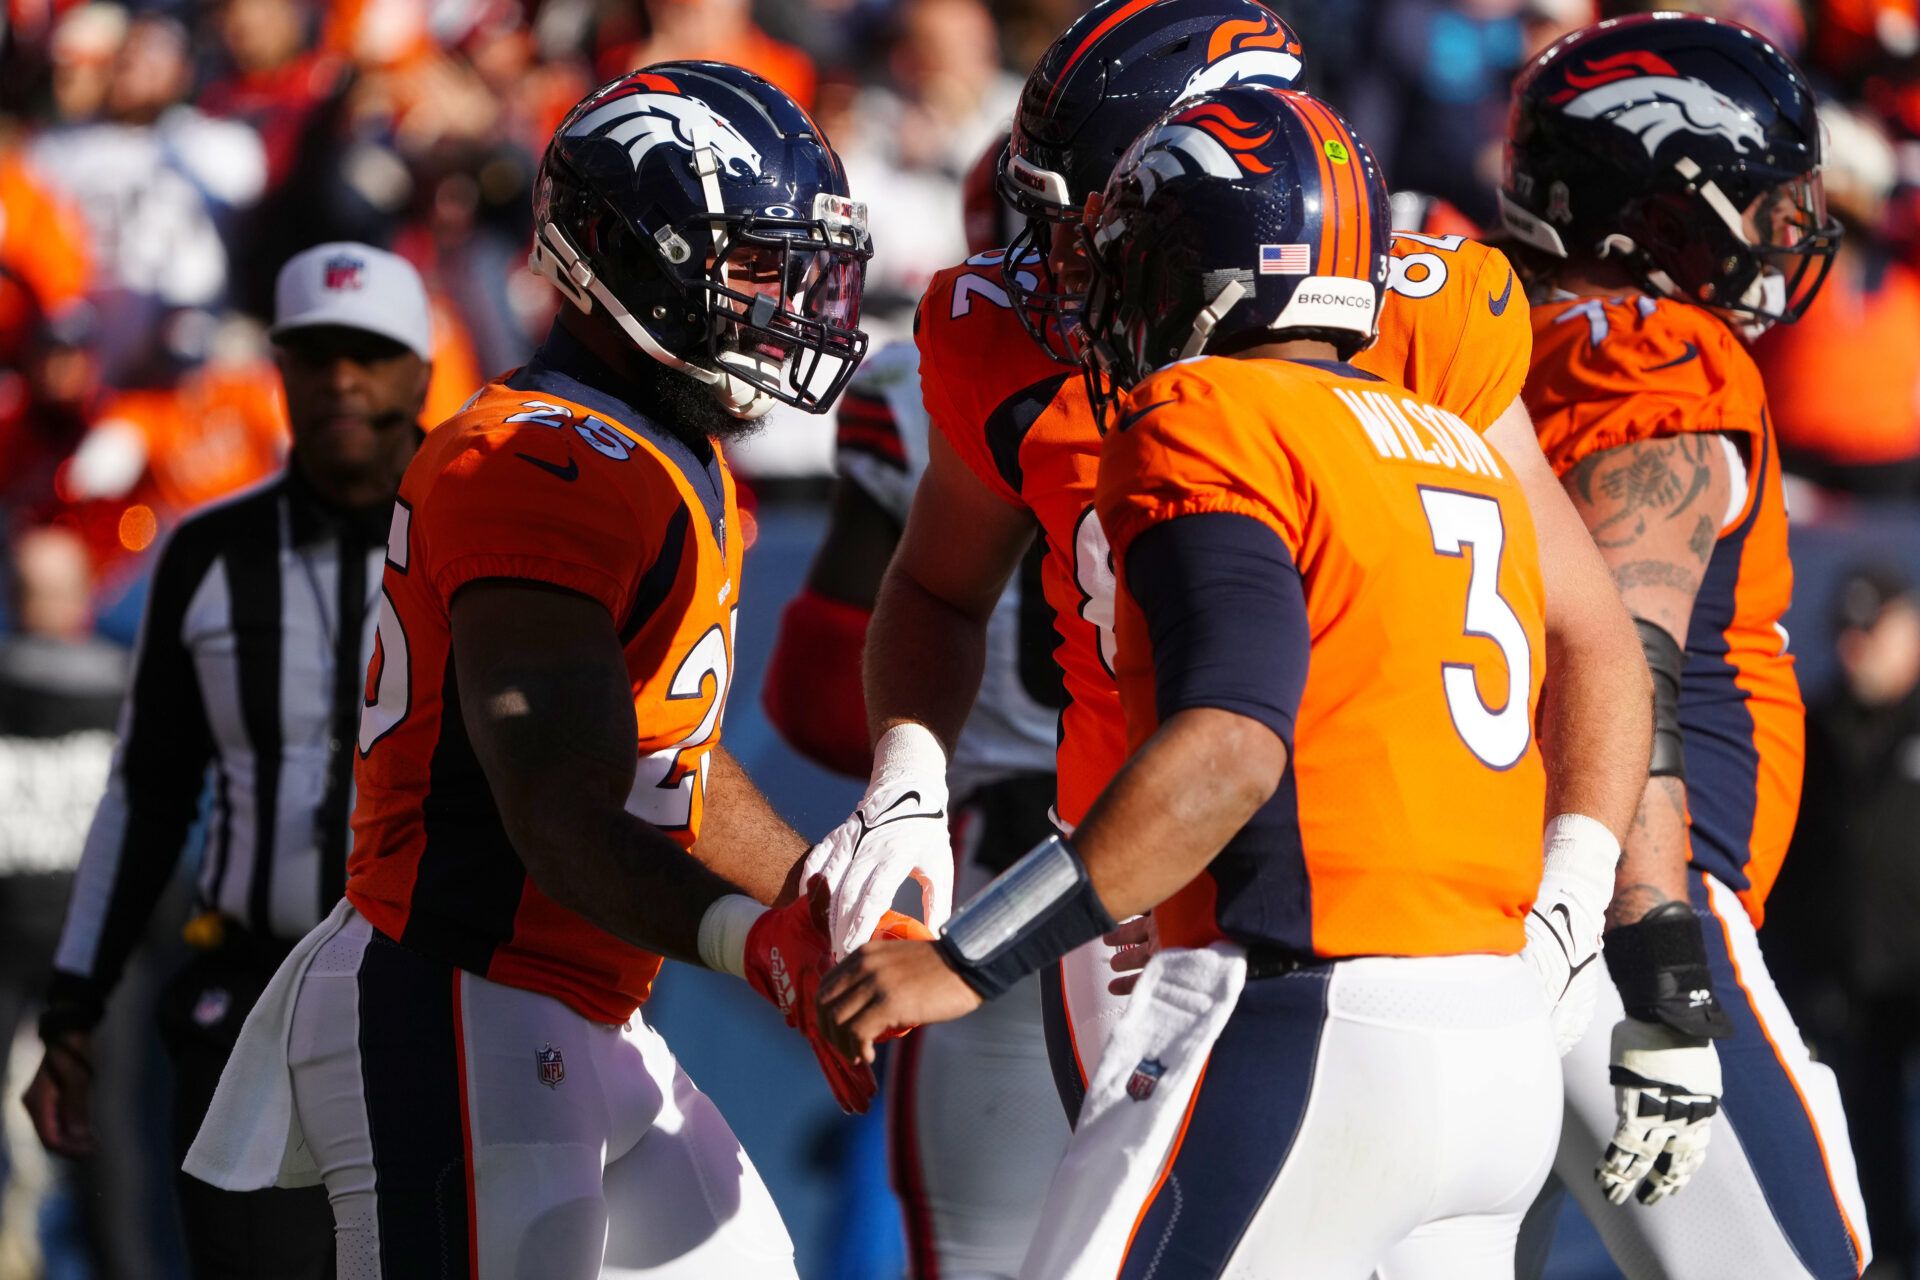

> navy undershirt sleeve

[{"left": 1123, "top": 512, "right": 1310, "bottom": 746}]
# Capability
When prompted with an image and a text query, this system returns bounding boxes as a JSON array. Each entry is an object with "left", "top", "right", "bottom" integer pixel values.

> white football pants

[
  {"left": 285, "top": 909, "right": 797, "bottom": 1279},
  {"left": 1520, "top": 872, "right": 1871, "bottom": 1280},
  {"left": 1030, "top": 952, "right": 1561, "bottom": 1279},
  {"left": 889, "top": 787, "right": 1071, "bottom": 1279}
]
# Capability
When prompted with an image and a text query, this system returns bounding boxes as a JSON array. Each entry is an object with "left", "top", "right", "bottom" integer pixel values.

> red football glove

[{"left": 744, "top": 877, "right": 932, "bottom": 1113}]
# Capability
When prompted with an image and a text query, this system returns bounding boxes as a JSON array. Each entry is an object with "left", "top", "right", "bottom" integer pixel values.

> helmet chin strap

[
  {"left": 1179, "top": 278, "right": 1249, "bottom": 360},
  {"left": 530, "top": 220, "right": 778, "bottom": 421}
]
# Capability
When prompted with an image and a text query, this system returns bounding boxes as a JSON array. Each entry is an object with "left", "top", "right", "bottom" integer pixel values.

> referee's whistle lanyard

[{"left": 280, "top": 494, "right": 384, "bottom": 676}]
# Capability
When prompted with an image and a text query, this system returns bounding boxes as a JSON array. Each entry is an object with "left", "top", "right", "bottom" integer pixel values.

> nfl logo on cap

[
  {"left": 1126, "top": 1057, "right": 1166, "bottom": 1102},
  {"left": 323, "top": 255, "right": 365, "bottom": 291},
  {"left": 535, "top": 1043, "right": 565, "bottom": 1088},
  {"left": 271, "top": 242, "right": 433, "bottom": 361},
  {"left": 1259, "top": 244, "right": 1311, "bottom": 275}
]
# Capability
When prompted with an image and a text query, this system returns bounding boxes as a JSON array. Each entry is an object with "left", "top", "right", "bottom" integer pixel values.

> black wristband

[
  {"left": 38, "top": 1001, "right": 101, "bottom": 1045},
  {"left": 1635, "top": 618, "right": 1687, "bottom": 780},
  {"left": 936, "top": 835, "right": 1118, "bottom": 1001},
  {"left": 1604, "top": 901, "right": 1731, "bottom": 1039}
]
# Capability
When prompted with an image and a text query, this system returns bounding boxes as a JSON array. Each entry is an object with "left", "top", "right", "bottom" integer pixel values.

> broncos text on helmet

[
  {"left": 1078, "top": 86, "right": 1391, "bottom": 420},
  {"left": 530, "top": 60, "right": 872, "bottom": 419},
  {"left": 998, "top": 0, "right": 1307, "bottom": 360},
  {"left": 1502, "top": 13, "right": 1841, "bottom": 335}
]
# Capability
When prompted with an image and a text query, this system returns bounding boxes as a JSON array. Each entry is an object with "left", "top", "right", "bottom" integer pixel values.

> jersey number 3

[{"left": 1419, "top": 488, "right": 1532, "bottom": 770}]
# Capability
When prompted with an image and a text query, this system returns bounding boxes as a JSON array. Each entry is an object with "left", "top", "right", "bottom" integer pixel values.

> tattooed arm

[{"left": 1560, "top": 433, "right": 1733, "bottom": 927}]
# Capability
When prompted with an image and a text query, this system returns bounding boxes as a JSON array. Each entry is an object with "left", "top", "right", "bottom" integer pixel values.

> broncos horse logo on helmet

[
  {"left": 531, "top": 61, "right": 871, "bottom": 420},
  {"left": 1150, "top": 100, "right": 1280, "bottom": 182},
  {"left": 1548, "top": 49, "right": 1769, "bottom": 157},
  {"left": 1502, "top": 13, "right": 1840, "bottom": 334},
  {"left": 1079, "top": 86, "right": 1390, "bottom": 426},
  {"left": 997, "top": 0, "right": 1308, "bottom": 361},
  {"left": 562, "top": 74, "right": 766, "bottom": 180}
]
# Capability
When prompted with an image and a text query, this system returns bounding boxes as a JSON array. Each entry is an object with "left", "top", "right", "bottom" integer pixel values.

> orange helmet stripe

[
  {"left": 1284, "top": 94, "right": 1343, "bottom": 276},
  {"left": 1295, "top": 93, "right": 1372, "bottom": 279}
]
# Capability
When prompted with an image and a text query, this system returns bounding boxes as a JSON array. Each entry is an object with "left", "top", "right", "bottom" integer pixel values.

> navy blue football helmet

[
  {"left": 1503, "top": 14, "right": 1840, "bottom": 333},
  {"left": 531, "top": 61, "right": 871, "bottom": 418},
  {"left": 1079, "top": 86, "right": 1391, "bottom": 418},
  {"left": 1000, "top": 0, "right": 1307, "bottom": 359}
]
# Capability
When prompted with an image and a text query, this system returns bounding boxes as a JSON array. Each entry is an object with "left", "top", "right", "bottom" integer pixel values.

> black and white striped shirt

[{"left": 48, "top": 465, "right": 391, "bottom": 1026}]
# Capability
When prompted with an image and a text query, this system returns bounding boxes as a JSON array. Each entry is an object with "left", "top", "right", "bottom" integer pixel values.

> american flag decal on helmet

[
  {"left": 1126, "top": 1057, "right": 1166, "bottom": 1102},
  {"left": 1260, "top": 243, "right": 1311, "bottom": 274}
]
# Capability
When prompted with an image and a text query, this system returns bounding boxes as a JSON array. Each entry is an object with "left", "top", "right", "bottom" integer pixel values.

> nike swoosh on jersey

[
  {"left": 515, "top": 452, "right": 579, "bottom": 482},
  {"left": 1488, "top": 270, "right": 1514, "bottom": 317},
  {"left": 1114, "top": 400, "right": 1177, "bottom": 434},
  {"left": 1645, "top": 343, "right": 1701, "bottom": 372}
]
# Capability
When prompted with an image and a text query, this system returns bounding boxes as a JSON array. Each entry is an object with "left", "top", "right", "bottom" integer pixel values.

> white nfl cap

[{"left": 271, "top": 242, "right": 432, "bottom": 360}]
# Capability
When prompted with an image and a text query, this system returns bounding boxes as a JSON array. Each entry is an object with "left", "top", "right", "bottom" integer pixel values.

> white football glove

[
  {"left": 1521, "top": 813, "right": 1620, "bottom": 1055},
  {"left": 1597, "top": 1015, "right": 1723, "bottom": 1206},
  {"left": 802, "top": 723, "right": 953, "bottom": 958}
]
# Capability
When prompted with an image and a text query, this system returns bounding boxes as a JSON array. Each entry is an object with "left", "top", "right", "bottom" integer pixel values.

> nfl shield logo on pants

[
  {"left": 535, "top": 1043, "right": 565, "bottom": 1088},
  {"left": 1126, "top": 1058, "right": 1165, "bottom": 1102}
]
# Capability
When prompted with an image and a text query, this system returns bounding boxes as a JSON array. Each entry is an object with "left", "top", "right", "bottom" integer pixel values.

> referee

[{"left": 23, "top": 243, "right": 435, "bottom": 1279}]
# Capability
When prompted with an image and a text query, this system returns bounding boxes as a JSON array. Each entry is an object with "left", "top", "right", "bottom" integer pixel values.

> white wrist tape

[
  {"left": 870, "top": 723, "right": 948, "bottom": 789},
  {"left": 697, "top": 894, "right": 765, "bottom": 979},
  {"left": 1542, "top": 812, "right": 1622, "bottom": 895}
]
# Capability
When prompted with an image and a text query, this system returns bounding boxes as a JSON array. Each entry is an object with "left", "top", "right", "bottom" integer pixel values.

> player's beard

[{"left": 636, "top": 354, "right": 767, "bottom": 450}]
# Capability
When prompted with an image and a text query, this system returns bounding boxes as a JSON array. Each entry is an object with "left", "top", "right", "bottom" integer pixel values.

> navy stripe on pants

[
  {"left": 1040, "top": 960, "right": 1090, "bottom": 1126},
  {"left": 1120, "top": 968, "right": 1330, "bottom": 1280},
  {"left": 1693, "top": 875, "right": 1862, "bottom": 1279},
  {"left": 357, "top": 929, "right": 472, "bottom": 1278}
]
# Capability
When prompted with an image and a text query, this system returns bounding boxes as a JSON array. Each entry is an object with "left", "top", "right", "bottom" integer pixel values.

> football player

[
  {"left": 806, "top": 0, "right": 1651, "bottom": 1125},
  {"left": 180, "top": 63, "right": 928, "bottom": 1279},
  {"left": 1502, "top": 14, "right": 1871, "bottom": 1277},
  {"left": 762, "top": 133, "right": 1071, "bottom": 1280},
  {"left": 821, "top": 86, "right": 1563, "bottom": 1278}
]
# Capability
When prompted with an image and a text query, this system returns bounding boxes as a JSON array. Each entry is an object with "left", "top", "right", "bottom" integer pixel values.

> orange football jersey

[
  {"left": 919, "top": 236, "right": 1531, "bottom": 826},
  {"left": 1526, "top": 294, "right": 1800, "bottom": 924},
  {"left": 1098, "top": 357, "right": 1547, "bottom": 957},
  {"left": 1355, "top": 234, "right": 1531, "bottom": 426},
  {"left": 348, "top": 334, "right": 741, "bottom": 1023}
]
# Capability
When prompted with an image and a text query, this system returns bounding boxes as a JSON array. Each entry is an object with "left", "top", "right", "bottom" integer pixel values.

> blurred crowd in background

[{"left": 1, "top": 0, "right": 1920, "bottom": 1276}]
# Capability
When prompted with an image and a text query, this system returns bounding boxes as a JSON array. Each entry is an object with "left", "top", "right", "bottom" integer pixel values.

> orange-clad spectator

[
  {"left": 598, "top": 0, "right": 817, "bottom": 110},
  {"left": 422, "top": 290, "right": 483, "bottom": 426},
  {"left": 82, "top": 360, "right": 288, "bottom": 512},
  {"left": 322, "top": 0, "right": 433, "bottom": 69},
  {"left": 58, "top": 287, "right": 473, "bottom": 568},
  {"left": 0, "top": 140, "right": 92, "bottom": 366},
  {"left": 0, "top": 126, "right": 99, "bottom": 522},
  {"left": 1754, "top": 103, "right": 1920, "bottom": 495},
  {"left": 57, "top": 358, "right": 288, "bottom": 578}
]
